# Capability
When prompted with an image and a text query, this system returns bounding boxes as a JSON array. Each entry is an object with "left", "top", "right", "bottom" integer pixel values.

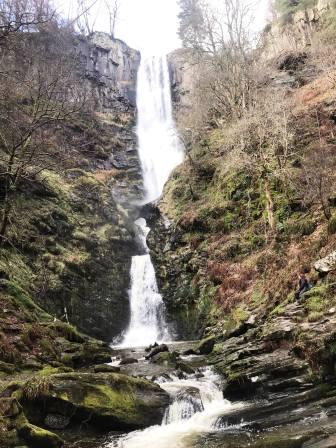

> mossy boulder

[
  {"left": 18, "top": 423, "right": 63, "bottom": 448},
  {"left": 0, "top": 398, "right": 63, "bottom": 448},
  {"left": 21, "top": 372, "right": 170, "bottom": 431},
  {"left": 93, "top": 364, "right": 120, "bottom": 373},
  {"left": 196, "top": 336, "right": 216, "bottom": 355},
  {"left": 151, "top": 351, "right": 179, "bottom": 366}
]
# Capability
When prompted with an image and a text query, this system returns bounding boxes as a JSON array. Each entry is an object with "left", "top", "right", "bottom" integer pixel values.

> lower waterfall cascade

[
  {"left": 105, "top": 365, "right": 244, "bottom": 448},
  {"left": 118, "top": 218, "right": 171, "bottom": 347}
]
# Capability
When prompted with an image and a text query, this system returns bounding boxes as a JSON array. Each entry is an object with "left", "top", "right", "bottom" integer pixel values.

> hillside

[{"left": 150, "top": 0, "right": 336, "bottom": 377}]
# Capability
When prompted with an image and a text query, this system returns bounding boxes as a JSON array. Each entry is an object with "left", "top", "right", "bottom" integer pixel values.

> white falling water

[
  {"left": 137, "top": 55, "right": 184, "bottom": 203},
  {"left": 120, "top": 219, "right": 170, "bottom": 347},
  {"left": 118, "top": 55, "right": 183, "bottom": 347},
  {"left": 114, "top": 368, "right": 245, "bottom": 448}
]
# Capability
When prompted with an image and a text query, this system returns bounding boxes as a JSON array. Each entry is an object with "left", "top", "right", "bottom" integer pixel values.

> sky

[{"left": 55, "top": 0, "right": 270, "bottom": 54}]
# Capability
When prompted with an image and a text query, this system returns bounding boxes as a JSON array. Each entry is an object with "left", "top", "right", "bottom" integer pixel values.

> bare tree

[
  {"left": 0, "top": 9, "right": 87, "bottom": 243},
  {"left": 0, "top": 0, "right": 55, "bottom": 40},
  {"left": 178, "top": 0, "right": 256, "bottom": 123},
  {"left": 75, "top": 0, "right": 99, "bottom": 35},
  {"left": 104, "top": 0, "right": 121, "bottom": 38}
]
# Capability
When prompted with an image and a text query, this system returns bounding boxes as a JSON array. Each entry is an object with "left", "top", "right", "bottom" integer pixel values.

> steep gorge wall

[{"left": 0, "top": 32, "right": 143, "bottom": 343}]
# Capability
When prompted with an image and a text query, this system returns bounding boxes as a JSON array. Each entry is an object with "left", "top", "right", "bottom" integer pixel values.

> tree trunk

[
  {"left": 264, "top": 177, "right": 276, "bottom": 231},
  {"left": 0, "top": 193, "right": 11, "bottom": 244}
]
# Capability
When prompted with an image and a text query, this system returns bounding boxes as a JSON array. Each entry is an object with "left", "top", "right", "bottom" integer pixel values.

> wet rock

[
  {"left": 150, "top": 351, "right": 178, "bottom": 366},
  {"left": 182, "top": 349, "right": 197, "bottom": 356},
  {"left": 21, "top": 372, "right": 170, "bottom": 431},
  {"left": 119, "top": 357, "right": 138, "bottom": 365},
  {"left": 44, "top": 414, "right": 70, "bottom": 430},
  {"left": 315, "top": 251, "right": 336, "bottom": 273},
  {"left": 145, "top": 344, "right": 169, "bottom": 360},
  {"left": 93, "top": 364, "right": 121, "bottom": 373},
  {"left": 176, "top": 361, "right": 195, "bottom": 375},
  {"left": 145, "top": 342, "right": 159, "bottom": 353},
  {"left": 164, "top": 386, "right": 204, "bottom": 422},
  {"left": 196, "top": 336, "right": 216, "bottom": 355},
  {"left": 18, "top": 423, "right": 64, "bottom": 448},
  {"left": 176, "top": 370, "right": 187, "bottom": 380},
  {"left": 176, "top": 387, "right": 204, "bottom": 414}
]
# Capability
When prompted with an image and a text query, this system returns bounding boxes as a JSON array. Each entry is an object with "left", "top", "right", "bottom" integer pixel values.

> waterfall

[
  {"left": 117, "top": 54, "right": 184, "bottom": 347},
  {"left": 119, "top": 218, "right": 170, "bottom": 347},
  {"left": 137, "top": 55, "right": 184, "bottom": 203},
  {"left": 114, "top": 368, "right": 244, "bottom": 448}
]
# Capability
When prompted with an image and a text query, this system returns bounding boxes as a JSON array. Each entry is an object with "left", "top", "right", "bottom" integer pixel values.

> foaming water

[
  {"left": 117, "top": 219, "right": 170, "bottom": 348},
  {"left": 108, "top": 368, "right": 245, "bottom": 448}
]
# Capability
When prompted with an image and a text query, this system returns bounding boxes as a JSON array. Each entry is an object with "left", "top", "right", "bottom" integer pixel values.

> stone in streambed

[
  {"left": 93, "top": 364, "right": 121, "bottom": 373},
  {"left": 21, "top": 372, "right": 170, "bottom": 431},
  {"left": 182, "top": 349, "right": 197, "bottom": 356},
  {"left": 145, "top": 342, "right": 159, "bottom": 353},
  {"left": 176, "top": 387, "right": 204, "bottom": 413},
  {"left": 176, "top": 361, "right": 195, "bottom": 375},
  {"left": 119, "top": 357, "right": 138, "bottom": 365},
  {"left": 196, "top": 336, "right": 216, "bottom": 355},
  {"left": 150, "top": 351, "right": 178, "bottom": 366},
  {"left": 145, "top": 344, "right": 169, "bottom": 360}
]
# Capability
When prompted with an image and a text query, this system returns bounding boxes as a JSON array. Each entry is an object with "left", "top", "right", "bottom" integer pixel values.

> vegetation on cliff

[{"left": 155, "top": 1, "right": 336, "bottom": 364}]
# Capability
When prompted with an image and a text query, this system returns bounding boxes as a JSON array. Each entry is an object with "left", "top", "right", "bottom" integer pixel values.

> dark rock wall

[{"left": 78, "top": 32, "right": 141, "bottom": 111}]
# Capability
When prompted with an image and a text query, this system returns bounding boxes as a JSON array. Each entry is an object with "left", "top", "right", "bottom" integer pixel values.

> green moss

[
  {"left": 308, "top": 311, "right": 324, "bottom": 322},
  {"left": 51, "top": 322, "right": 85, "bottom": 343},
  {"left": 232, "top": 306, "right": 249, "bottom": 323},
  {"left": 2, "top": 280, "right": 49, "bottom": 320},
  {"left": 305, "top": 295, "right": 326, "bottom": 312},
  {"left": 83, "top": 384, "right": 136, "bottom": 417},
  {"left": 271, "top": 304, "right": 286, "bottom": 316},
  {"left": 18, "top": 423, "right": 63, "bottom": 448},
  {"left": 38, "top": 170, "right": 70, "bottom": 200},
  {"left": 328, "top": 213, "right": 336, "bottom": 234}
]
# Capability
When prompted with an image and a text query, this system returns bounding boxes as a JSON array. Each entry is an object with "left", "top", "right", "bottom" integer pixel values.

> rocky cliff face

[
  {"left": 0, "top": 32, "right": 144, "bottom": 343},
  {"left": 263, "top": 0, "right": 331, "bottom": 58},
  {"left": 78, "top": 32, "right": 141, "bottom": 111}
]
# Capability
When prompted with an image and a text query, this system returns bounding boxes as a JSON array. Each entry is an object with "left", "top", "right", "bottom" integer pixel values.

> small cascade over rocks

[{"left": 111, "top": 366, "right": 242, "bottom": 448}]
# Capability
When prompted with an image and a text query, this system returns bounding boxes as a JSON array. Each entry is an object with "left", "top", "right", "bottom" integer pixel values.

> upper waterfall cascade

[
  {"left": 117, "top": 54, "right": 184, "bottom": 347},
  {"left": 137, "top": 55, "right": 184, "bottom": 203}
]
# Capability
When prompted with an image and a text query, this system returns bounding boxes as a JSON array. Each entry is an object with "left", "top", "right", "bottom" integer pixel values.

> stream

[{"left": 104, "top": 344, "right": 246, "bottom": 448}]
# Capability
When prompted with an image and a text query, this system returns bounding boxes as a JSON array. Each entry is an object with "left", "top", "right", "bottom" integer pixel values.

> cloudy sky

[{"left": 55, "top": 0, "right": 270, "bottom": 54}]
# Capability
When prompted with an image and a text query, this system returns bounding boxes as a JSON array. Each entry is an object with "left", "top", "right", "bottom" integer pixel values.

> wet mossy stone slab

[
  {"left": 196, "top": 336, "right": 216, "bottom": 355},
  {"left": 22, "top": 372, "right": 170, "bottom": 432}
]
